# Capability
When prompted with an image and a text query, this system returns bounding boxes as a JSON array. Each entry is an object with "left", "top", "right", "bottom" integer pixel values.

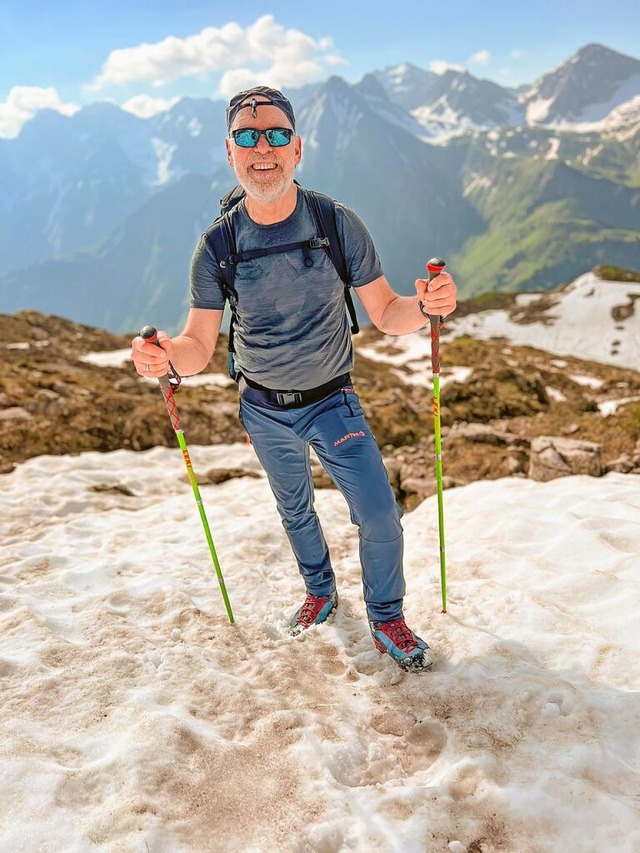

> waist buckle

[{"left": 275, "top": 391, "right": 304, "bottom": 406}]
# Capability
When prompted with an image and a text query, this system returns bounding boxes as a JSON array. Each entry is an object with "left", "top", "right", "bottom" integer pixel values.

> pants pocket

[{"left": 341, "top": 389, "right": 364, "bottom": 418}]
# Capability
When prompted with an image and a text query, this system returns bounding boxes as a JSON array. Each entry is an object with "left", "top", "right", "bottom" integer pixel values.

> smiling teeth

[{"left": 252, "top": 164, "right": 276, "bottom": 170}]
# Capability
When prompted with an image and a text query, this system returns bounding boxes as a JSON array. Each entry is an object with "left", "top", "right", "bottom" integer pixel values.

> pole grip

[
  {"left": 426, "top": 257, "right": 446, "bottom": 283},
  {"left": 140, "top": 324, "right": 159, "bottom": 343},
  {"left": 139, "top": 324, "right": 181, "bottom": 429},
  {"left": 139, "top": 325, "right": 181, "bottom": 389},
  {"left": 426, "top": 258, "right": 446, "bottom": 375}
]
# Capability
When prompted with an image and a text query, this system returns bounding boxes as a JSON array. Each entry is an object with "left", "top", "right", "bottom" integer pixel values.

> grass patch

[
  {"left": 618, "top": 403, "right": 640, "bottom": 441},
  {"left": 593, "top": 265, "right": 640, "bottom": 283}
]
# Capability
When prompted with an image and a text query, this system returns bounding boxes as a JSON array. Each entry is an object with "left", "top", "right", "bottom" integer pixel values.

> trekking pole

[
  {"left": 140, "top": 325, "right": 234, "bottom": 624},
  {"left": 426, "top": 258, "right": 448, "bottom": 613}
]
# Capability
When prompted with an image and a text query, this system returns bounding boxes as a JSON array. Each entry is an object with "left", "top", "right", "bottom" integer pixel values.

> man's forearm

[
  {"left": 377, "top": 295, "right": 429, "bottom": 335},
  {"left": 162, "top": 307, "right": 222, "bottom": 376},
  {"left": 166, "top": 334, "right": 215, "bottom": 376}
]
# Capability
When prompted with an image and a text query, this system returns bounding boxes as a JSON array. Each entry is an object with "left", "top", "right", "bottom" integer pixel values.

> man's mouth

[{"left": 250, "top": 163, "right": 278, "bottom": 171}]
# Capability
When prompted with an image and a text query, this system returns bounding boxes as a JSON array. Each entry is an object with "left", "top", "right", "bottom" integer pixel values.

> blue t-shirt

[{"left": 189, "top": 190, "right": 382, "bottom": 390}]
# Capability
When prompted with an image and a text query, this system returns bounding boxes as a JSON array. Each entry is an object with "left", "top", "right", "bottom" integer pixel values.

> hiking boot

[
  {"left": 289, "top": 591, "right": 338, "bottom": 636},
  {"left": 370, "top": 617, "right": 433, "bottom": 672}
]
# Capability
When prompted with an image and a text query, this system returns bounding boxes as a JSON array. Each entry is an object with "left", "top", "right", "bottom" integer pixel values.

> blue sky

[{"left": 1, "top": 0, "right": 639, "bottom": 136}]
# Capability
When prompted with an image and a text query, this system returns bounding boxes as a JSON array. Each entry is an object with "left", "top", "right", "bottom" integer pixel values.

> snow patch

[
  {"left": 598, "top": 396, "right": 640, "bottom": 416},
  {"left": 525, "top": 95, "right": 555, "bottom": 124},
  {"left": 80, "top": 348, "right": 131, "bottom": 368},
  {"left": 151, "top": 138, "right": 177, "bottom": 185},
  {"left": 545, "top": 137, "right": 560, "bottom": 160},
  {"left": 186, "top": 117, "right": 202, "bottom": 138},
  {"left": 1, "top": 450, "right": 640, "bottom": 850},
  {"left": 446, "top": 273, "right": 640, "bottom": 370}
]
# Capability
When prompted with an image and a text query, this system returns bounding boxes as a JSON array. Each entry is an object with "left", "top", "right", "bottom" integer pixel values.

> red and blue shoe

[
  {"left": 289, "top": 591, "right": 338, "bottom": 636},
  {"left": 370, "top": 617, "right": 433, "bottom": 672}
]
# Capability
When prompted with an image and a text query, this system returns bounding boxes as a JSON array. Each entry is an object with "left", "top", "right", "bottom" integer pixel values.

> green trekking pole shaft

[
  {"left": 140, "top": 325, "right": 234, "bottom": 624},
  {"left": 426, "top": 258, "right": 448, "bottom": 613}
]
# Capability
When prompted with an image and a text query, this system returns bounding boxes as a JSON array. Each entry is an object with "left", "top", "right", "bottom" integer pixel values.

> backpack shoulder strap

[
  {"left": 304, "top": 189, "right": 349, "bottom": 284},
  {"left": 203, "top": 209, "right": 238, "bottom": 298},
  {"left": 304, "top": 189, "right": 360, "bottom": 334},
  {"left": 219, "top": 184, "right": 246, "bottom": 217},
  {"left": 203, "top": 209, "right": 241, "bottom": 376}
]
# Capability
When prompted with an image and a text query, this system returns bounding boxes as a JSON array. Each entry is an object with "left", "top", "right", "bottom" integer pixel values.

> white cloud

[
  {"left": 121, "top": 94, "right": 180, "bottom": 118},
  {"left": 469, "top": 50, "right": 491, "bottom": 66},
  {"left": 429, "top": 60, "right": 465, "bottom": 76},
  {"left": 0, "top": 86, "right": 80, "bottom": 139},
  {"left": 91, "top": 14, "right": 345, "bottom": 95},
  {"left": 510, "top": 50, "right": 524, "bottom": 60}
]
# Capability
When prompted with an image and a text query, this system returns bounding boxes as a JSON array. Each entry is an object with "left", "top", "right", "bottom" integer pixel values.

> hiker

[{"left": 131, "top": 86, "right": 457, "bottom": 672}]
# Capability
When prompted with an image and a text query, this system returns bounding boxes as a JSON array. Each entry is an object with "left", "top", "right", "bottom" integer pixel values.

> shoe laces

[
  {"left": 297, "top": 593, "right": 329, "bottom": 626},
  {"left": 377, "top": 618, "right": 418, "bottom": 652}
]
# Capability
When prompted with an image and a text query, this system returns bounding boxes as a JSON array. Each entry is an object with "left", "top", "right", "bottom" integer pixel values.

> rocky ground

[{"left": 2, "top": 306, "right": 640, "bottom": 509}]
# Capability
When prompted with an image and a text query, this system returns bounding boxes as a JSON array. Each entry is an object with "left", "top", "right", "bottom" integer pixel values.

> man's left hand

[{"left": 415, "top": 268, "right": 457, "bottom": 318}]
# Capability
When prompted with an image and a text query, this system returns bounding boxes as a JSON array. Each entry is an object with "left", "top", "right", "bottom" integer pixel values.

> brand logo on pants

[{"left": 334, "top": 430, "right": 366, "bottom": 447}]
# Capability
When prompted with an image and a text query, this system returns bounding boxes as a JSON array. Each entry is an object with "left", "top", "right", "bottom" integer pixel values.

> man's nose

[{"left": 254, "top": 133, "right": 273, "bottom": 153}]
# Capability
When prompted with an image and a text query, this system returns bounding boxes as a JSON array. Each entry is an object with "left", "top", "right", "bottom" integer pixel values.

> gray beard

[{"left": 236, "top": 166, "right": 293, "bottom": 204}]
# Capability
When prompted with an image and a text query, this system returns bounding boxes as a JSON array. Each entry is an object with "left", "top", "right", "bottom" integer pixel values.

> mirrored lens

[
  {"left": 232, "top": 128, "right": 293, "bottom": 148},
  {"left": 264, "top": 128, "right": 293, "bottom": 146},
  {"left": 233, "top": 129, "right": 260, "bottom": 147}
]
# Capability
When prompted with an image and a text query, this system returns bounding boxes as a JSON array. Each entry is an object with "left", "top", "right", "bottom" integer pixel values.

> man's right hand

[{"left": 131, "top": 330, "right": 172, "bottom": 378}]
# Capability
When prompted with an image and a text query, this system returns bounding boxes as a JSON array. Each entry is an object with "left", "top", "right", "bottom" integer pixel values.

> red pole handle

[
  {"left": 426, "top": 258, "right": 446, "bottom": 374},
  {"left": 139, "top": 324, "right": 182, "bottom": 400},
  {"left": 427, "top": 257, "right": 446, "bottom": 283}
]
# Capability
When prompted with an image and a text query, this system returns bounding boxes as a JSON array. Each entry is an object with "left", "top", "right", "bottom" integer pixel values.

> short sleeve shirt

[{"left": 189, "top": 189, "right": 382, "bottom": 390}]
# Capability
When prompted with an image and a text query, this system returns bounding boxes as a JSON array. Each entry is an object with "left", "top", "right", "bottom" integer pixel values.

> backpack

[{"left": 203, "top": 183, "right": 360, "bottom": 378}]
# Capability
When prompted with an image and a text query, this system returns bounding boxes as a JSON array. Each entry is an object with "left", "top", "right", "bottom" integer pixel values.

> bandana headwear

[{"left": 226, "top": 86, "right": 296, "bottom": 132}]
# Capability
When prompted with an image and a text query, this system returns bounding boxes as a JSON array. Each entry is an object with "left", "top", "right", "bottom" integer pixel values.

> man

[{"left": 131, "top": 86, "right": 457, "bottom": 672}]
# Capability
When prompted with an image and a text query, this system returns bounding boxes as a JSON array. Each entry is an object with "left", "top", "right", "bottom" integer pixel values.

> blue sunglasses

[{"left": 231, "top": 127, "right": 293, "bottom": 148}]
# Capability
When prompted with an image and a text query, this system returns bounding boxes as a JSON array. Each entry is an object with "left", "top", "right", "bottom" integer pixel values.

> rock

[
  {"left": 90, "top": 484, "right": 137, "bottom": 497},
  {"left": 0, "top": 407, "right": 32, "bottom": 421},
  {"left": 401, "top": 474, "right": 461, "bottom": 502},
  {"left": 506, "top": 455, "right": 525, "bottom": 475},
  {"left": 561, "top": 423, "right": 580, "bottom": 435},
  {"left": 402, "top": 476, "right": 437, "bottom": 501},
  {"left": 0, "top": 455, "right": 16, "bottom": 474},
  {"left": 190, "top": 468, "right": 262, "bottom": 486},
  {"left": 382, "top": 456, "right": 402, "bottom": 489},
  {"left": 605, "top": 453, "right": 638, "bottom": 474},
  {"left": 528, "top": 436, "right": 602, "bottom": 481},
  {"left": 449, "top": 422, "right": 529, "bottom": 447},
  {"left": 32, "top": 389, "right": 61, "bottom": 413},
  {"left": 114, "top": 377, "right": 139, "bottom": 391},
  {"left": 310, "top": 460, "right": 335, "bottom": 490}
]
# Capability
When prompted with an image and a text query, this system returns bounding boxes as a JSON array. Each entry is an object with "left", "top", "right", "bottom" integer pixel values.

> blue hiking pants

[{"left": 239, "top": 383, "right": 405, "bottom": 622}]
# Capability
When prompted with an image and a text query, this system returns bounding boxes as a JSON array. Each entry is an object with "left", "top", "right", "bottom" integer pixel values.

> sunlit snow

[
  {"left": 2, "top": 447, "right": 639, "bottom": 851},
  {"left": 2, "top": 269, "right": 640, "bottom": 850}
]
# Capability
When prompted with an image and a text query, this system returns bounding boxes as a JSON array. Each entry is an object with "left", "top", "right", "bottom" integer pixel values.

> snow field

[{"left": 1, "top": 445, "right": 639, "bottom": 851}]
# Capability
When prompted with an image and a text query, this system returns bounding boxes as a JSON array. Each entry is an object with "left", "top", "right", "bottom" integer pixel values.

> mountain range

[{"left": 1, "top": 42, "right": 639, "bottom": 334}]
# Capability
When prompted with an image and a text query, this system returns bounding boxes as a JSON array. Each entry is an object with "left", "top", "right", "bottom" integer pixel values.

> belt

[{"left": 239, "top": 372, "right": 352, "bottom": 408}]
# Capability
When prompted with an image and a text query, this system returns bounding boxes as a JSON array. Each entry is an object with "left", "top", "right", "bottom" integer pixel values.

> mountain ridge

[{"left": 0, "top": 43, "right": 639, "bottom": 333}]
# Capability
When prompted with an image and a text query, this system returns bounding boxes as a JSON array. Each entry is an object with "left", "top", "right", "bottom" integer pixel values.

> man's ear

[
  {"left": 225, "top": 137, "right": 233, "bottom": 166},
  {"left": 294, "top": 135, "right": 302, "bottom": 165}
]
